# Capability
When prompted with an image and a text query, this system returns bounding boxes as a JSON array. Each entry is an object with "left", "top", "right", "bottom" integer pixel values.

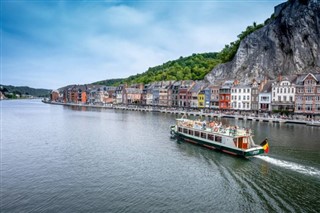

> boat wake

[{"left": 255, "top": 156, "right": 320, "bottom": 178}]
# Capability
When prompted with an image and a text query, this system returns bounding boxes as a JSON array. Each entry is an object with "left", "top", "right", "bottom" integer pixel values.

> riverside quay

[{"left": 50, "top": 73, "right": 320, "bottom": 120}]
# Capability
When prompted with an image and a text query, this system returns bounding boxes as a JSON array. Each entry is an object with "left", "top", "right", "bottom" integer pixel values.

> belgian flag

[{"left": 260, "top": 139, "right": 269, "bottom": 153}]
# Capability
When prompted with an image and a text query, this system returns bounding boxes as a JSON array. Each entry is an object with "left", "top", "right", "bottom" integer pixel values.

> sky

[{"left": 1, "top": 0, "right": 285, "bottom": 89}]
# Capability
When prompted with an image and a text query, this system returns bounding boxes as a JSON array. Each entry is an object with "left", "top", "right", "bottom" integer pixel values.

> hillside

[
  {"left": 94, "top": 78, "right": 125, "bottom": 86},
  {"left": 0, "top": 85, "right": 51, "bottom": 97},
  {"left": 93, "top": 21, "right": 265, "bottom": 86},
  {"left": 205, "top": 0, "right": 320, "bottom": 83},
  {"left": 94, "top": 53, "right": 221, "bottom": 86}
]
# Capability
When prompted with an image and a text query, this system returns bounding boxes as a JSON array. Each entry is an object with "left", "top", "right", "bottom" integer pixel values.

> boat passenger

[{"left": 202, "top": 122, "right": 206, "bottom": 130}]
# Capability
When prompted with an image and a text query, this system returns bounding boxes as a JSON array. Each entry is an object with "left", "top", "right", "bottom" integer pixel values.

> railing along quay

[{"left": 43, "top": 100, "right": 319, "bottom": 127}]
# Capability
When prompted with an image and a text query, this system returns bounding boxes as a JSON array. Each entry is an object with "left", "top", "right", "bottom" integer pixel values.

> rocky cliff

[{"left": 205, "top": 0, "right": 320, "bottom": 83}]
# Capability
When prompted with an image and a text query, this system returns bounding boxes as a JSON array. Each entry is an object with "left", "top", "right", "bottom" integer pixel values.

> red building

[
  {"left": 50, "top": 90, "right": 60, "bottom": 102},
  {"left": 219, "top": 80, "right": 238, "bottom": 110},
  {"left": 178, "top": 80, "right": 194, "bottom": 107}
]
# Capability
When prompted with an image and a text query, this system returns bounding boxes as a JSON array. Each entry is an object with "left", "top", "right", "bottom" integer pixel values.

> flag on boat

[{"left": 260, "top": 139, "right": 269, "bottom": 153}]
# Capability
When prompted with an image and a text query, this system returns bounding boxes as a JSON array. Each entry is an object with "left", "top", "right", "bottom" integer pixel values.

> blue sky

[{"left": 1, "top": 0, "right": 285, "bottom": 89}]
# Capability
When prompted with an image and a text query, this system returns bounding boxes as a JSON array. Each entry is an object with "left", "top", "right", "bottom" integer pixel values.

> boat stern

[{"left": 244, "top": 148, "right": 265, "bottom": 157}]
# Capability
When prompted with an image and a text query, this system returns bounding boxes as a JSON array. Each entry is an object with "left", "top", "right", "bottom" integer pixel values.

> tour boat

[{"left": 170, "top": 118, "right": 269, "bottom": 157}]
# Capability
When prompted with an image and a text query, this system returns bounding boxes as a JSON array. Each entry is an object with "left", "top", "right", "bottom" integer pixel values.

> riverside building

[
  {"left": 271, "top": 75, "right": 297, "bottom": 112},
  {"left": 231, "top": 84, "right": 252, "bottom": 111},
  {"left": 295, "top": 73, "right": 320, "bottom": 119},
  {"left": 259, "top": 80, "right": 274, "bottom": 112}
]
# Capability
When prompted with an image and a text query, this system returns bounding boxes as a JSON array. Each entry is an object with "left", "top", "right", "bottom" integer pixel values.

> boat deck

[{"left": 176, "top": 118, "right": 252, "bottom": 138}]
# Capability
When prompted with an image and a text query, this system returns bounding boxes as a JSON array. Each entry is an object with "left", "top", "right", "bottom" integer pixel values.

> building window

[
  {"left": 247, "top": 95, "right": 249, "bottom": 100},
  {"left": 243, "top": 96, "right": 246, "bottom": 100},
  {"left": 201, "top": 132, "right": 206, "bottom": 139},
  {"left": 306, "top": 105, "right": 312, "bottom": 111},
  {"left": 297, "top": 104, "right": 302, "bottom": 111},
  {"left": 306, "top": 96, "right": 313, "bottom": 101}
]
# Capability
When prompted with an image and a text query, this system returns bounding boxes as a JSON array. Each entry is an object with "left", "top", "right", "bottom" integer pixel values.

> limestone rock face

[{"left": 205, "top": 0, "right": 320, "bottom": 83}]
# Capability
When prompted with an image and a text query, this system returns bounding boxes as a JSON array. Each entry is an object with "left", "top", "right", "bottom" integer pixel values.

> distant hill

[{"left": 0, "top": 85, "right": 51, "bottom": 97}]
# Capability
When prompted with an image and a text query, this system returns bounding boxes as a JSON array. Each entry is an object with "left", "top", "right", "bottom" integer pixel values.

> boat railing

[{"left": 177, "top": 121, "right": 253, "bottom": 137}]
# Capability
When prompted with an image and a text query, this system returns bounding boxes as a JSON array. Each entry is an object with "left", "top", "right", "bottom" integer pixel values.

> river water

[{"left": 2, "top": 100, "right": 320, "bottom": 212}]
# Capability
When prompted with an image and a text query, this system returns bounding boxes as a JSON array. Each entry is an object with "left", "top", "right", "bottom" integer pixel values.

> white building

[
  {"left": 231, "top": 85, "right": 252, "bottom": 110},
  {"left": 271, "top": 76, "right": 296, "bottom": 111},
  {"left": 259, "top": 80, "right": 274, "bottom": 111}
]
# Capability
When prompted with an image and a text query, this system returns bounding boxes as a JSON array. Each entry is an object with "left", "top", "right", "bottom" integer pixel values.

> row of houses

[{"left": 51, "top": 73, "right": 320, "bottom": 117}]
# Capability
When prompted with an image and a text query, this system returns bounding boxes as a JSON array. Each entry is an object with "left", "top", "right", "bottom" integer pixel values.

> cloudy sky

[{"left": 2, "top": 0, "right": 284, "bottom": 89}]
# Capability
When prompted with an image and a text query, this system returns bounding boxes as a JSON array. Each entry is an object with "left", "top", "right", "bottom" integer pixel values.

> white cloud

[{"left": 2, "top": 0, "right": 285, "bottom": 89}]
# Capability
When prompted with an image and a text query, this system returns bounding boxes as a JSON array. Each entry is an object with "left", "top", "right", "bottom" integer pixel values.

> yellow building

[{"left": 198, "top": 91, "right": 205, "bottom": 108}]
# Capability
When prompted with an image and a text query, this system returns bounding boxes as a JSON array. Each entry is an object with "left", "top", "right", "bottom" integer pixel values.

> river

[{"left": 1, "top": 99, "right": 320, "bottom": 212}]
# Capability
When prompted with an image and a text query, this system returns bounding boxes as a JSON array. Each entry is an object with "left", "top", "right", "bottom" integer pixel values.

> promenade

[{"left": 43, "top": 100, "right": 320, "bottom": 127}]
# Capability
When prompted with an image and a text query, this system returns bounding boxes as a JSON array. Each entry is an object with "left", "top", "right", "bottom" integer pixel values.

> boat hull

[{"left": 171, "top": 127, "right": 265, "bottom": 158}]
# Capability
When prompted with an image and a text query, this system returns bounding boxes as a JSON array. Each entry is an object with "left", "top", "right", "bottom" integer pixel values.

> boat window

[
  {"left": 201, "top": 132, "right": 206, "bottom": 139},
  {"left": 208, "top": 134, "right": 214, "bottom": 141},
  {"left": 215, "top": 136, "right": 222, "bottom": 143},
  {"left": 178, "top": 127, "right": 182, "bottom": 132},
  {"left": 195, "top": 131, "right": 200, "bottom": 137},
  {"left": 189, "top": 130, "right": 193, "bottom": 135},
  {"left": 233, "top": 138, "right": 238, "bottom": 147},
  {"left": 183, "top": 128, "right": 188, "bottom": 134}
]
